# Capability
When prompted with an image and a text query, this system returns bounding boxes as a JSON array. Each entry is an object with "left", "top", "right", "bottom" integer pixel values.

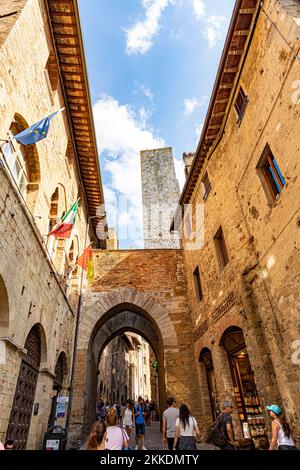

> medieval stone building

[
  {"left": 0, "top": 0, "right": 106, "bottom": 449},
  {"left": 178, "top": 0, "right": 300, "bottom": 447},
  {"left": 141, "top": 147, "right": 180, "bottom": 249},
  {"left": 97, "top": 333, "right": 152, "bottom": 404}
]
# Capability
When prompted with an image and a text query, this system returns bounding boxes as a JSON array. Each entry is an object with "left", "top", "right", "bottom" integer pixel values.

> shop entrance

[{"left": 221, "top": 327, "right": 269, "bottom": 450}]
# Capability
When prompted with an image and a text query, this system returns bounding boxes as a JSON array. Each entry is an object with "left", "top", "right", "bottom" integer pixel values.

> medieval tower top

[{"left": 140, "top": 147, "right": 180, "bottom": 249}]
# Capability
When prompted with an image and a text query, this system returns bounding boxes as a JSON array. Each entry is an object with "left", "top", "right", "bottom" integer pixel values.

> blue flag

[{"left": 14, "top": 109, "right": 63, "bottom": 145}]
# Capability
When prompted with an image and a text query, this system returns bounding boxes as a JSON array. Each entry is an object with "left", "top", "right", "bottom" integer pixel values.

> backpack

[{"left": 207, "top": 414, "right": 228, "bottom": 448}]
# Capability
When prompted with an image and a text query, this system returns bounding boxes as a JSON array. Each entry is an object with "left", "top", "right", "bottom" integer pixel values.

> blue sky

[{"left": 78, "top": 0, "right": 235, "bottom": 248}]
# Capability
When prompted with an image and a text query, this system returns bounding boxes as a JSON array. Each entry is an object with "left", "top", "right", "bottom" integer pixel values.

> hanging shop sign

[{"left": 55, "top": 397, "right": 69, "bottom": 418}]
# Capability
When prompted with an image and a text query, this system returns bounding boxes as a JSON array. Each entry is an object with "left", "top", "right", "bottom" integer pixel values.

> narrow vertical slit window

[
  {"left": 234, "top": 86, "right": 248, "bottom": 124},
  {"left": 193, "top": 266, "right": 203, "bottom": 302},
  {"left": 202, "top": 172, "right": 212, "bottom": 201},
  {"left": 214, "top": 227, "right": 229, "bottom": 270}
]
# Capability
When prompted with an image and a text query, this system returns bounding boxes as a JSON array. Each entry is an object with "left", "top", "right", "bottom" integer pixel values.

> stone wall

[
  {"left": 0, "top": 0, "right": 93, "bottom": 449},
  {"left": 141, "top": 148, "right": 180, "bottom": 248},
  {"left": 0, "top": 166, "right": 75, "bottom": 449},
  {"left": 182, "top": 0, "right": 300, "bottom": 442}
]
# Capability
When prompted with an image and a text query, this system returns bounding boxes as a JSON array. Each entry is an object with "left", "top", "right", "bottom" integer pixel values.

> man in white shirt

[{"left": 162, "top": 397, "right": 179, "bottom": 450}]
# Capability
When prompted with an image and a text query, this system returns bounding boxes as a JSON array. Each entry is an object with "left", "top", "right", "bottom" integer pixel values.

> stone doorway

[{"left": 6, "top": 325, "right": 41, "bottom": 449}]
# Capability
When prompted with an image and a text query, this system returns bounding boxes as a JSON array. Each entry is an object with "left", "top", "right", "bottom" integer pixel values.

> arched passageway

[
  {"left": 83, "top": 307, "right": 167, "bottom": 440},
  {"left": 67, "top": 281, "right": 202, "bottom": 449}
]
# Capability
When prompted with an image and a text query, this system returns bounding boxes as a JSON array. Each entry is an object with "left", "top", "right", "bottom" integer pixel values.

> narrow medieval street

[{"left": 0, "top": 0, "right": 299, "bottom": 458}]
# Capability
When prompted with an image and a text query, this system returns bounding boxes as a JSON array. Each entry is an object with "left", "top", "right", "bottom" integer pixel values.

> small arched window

[
  {"left": 48, "top": 185, "right": 67, "bottom": 270},
  {"left": 0, "top": 114, "right": 40, "bottom": 209}
]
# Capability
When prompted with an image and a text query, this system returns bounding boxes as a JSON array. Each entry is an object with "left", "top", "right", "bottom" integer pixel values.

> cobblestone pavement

[{"left": 130, "top": 421, "right": 219, "bottom": 451}]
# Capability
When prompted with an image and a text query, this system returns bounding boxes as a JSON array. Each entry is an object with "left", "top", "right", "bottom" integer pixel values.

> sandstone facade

[
  {"left": 0, "top": 0, "right": 104, "bottom": 449},
  {"left": 181, "top": 0, "right": 300, "bottom": 445},
  {"left": 1, "top": 0, "right": 300, "bottom": 453}
]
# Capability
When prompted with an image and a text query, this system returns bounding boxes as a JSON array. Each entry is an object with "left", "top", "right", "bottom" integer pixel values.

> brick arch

[
  {"left": 12, "top": 113, "right": 41, "bottom": 184},
  {"left": 24, "top": 322, "right": 48, "bottom": 367},
  {"left": 54, "top": 351, "right": 68, "bottom": 387},
  {"left": 214, "top": 313, "right": 246, "bottom": 347},
  {"left": 82, "top": 298, "right": 169, "bottom": 439},
  {"left": 80, "top": 287, "right": 178, "bottom": 351},
  {"left": 68, "top": 284, "right": 202, "bottom": 448},
  {"left": 10, "top": 113, "right": 41, "bottom": 210}
]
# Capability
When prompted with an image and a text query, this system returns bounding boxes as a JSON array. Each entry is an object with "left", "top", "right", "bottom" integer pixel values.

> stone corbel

[
  {"left": 0, "top": 336, "right": 27, "bottom": 357},
  {"left": 39, "top": 367, "right": 56, "bottom": 379}
]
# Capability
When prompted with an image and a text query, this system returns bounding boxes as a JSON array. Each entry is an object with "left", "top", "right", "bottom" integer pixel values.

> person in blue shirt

[{"left": 134, "top": 396, "right": 146, "bottom": 450}]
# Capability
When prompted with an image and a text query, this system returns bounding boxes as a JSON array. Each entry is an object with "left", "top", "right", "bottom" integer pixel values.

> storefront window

[{"left": 222, "top": 328, "right": 269, "bottom": 449}]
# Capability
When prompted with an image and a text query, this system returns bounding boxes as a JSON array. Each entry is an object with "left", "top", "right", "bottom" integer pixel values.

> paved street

[
  {"left": 130, "top": 421, "right": 219, "bottom": 451},
  {"left": 81, "top": 420, "right": 219, "bottom": 450}
]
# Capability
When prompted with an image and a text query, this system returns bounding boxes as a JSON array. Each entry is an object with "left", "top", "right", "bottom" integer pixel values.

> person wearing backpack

[{"left": 219, "top": 400, "right": 239, "bottom": 450}]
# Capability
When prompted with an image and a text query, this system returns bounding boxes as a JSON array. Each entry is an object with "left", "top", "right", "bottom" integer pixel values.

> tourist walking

[
  {"left": 162, "top": 397, "right": 179, "bottom": 450},
  {"left": 134, "top": 396, "right": 147, "bottom": 450},
  {"left": 267, "top": 405, "right": 297, "bottom": 450},
  {"left": 210, "top": 400, "right": 240, "bottom": 450},
  {"left": 116, "top": 402, "right": 122, "bottom": 424},
  {"left": 123, "top": 401, "right": 134, "bottom": 439},
  {"left": 104, "top": 408, "right": 129, "bottom": 450},
  {"left": 173, "top": 404, "right": 201, "bottom": 450},
  {"left": 150, "top": 401, "right": 156, "bottom": 422},
  {"left": 121, "top": 402, "right": 126, "bottom": 422},
  {"left": 87, "top": 421, "right": 106, "bottom": 450},
  {"left": 218, "top": 401, "right": 239, "bottom": 450},
  {"left": 145, "top": 400, "right": 151, "bottom": 425},
  {"left": 97, "top": 399, "right": 106, "bottom": 422}
]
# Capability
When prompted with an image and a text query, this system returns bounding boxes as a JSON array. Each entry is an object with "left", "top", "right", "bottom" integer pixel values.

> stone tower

[{"left": 140, "top": 147, "right": 180, "bottom": 248}]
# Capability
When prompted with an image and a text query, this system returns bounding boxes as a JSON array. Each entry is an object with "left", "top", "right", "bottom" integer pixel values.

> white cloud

[
  {"left": 184, "top": 97, "right": 200, "bottom": 116},
  {"left": 139, "top": 84, "right": 154, "bottom": 100},
  {"left": 93, "top": 95, "right": 165, "bottom": 246},
  {"left": 204, "top": 15, "right": 227, "bottom": 49},
  {"left": 125, "top": 0, "right": 175, "bottom": 54},
  {"left": 184, "top": 95, "right": 208, "bottom": 116},
  {"left": 191, "top": 0, "right": 228, "bottom": 49},
  {"left": 192, "top": 0, "right": 206, "bottom": 20}
]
